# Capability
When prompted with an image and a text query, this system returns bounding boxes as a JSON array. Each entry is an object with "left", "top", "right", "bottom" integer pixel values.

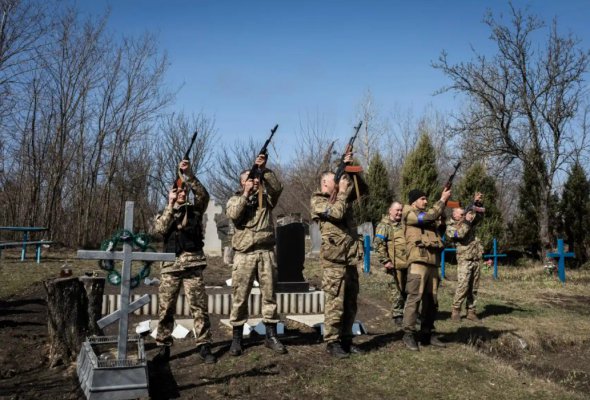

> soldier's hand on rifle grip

[
  {"left": 343, "top": 152, "right": 353, "bottom": 164},
  {"left": 440, "top": 187, "right": 452, "bottom": 203},
  {"left": 255, "top": 154, "right": 267, "bottom": 170},
  {"left": 474, "top": 192, "right": 483, "bottom": 204},
  {"left": 168, "top": 187, "right": 177, "bottom": 206},
  {"left": 384, "top": 261, "right": 394, "bottom": 271},
  {"left": 179, "top": 159, "right": 193, "bottom": 176}
]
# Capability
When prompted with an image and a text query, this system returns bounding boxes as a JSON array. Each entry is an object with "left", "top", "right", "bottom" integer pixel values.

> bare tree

[
  {"left": 150, "top": 112, "right": 216, "bottom": 209},
  {"left": 277, "top": 112, "right": 336, "bottom": 218},
  {"left": 433, "top": 4, "right": 590, "bottom": 252},
  {"left": 207, "top": 137, "right": 261, "bottom": 205}
]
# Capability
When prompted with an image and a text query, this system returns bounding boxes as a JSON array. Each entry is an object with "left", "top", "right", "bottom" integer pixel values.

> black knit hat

[{"left": 408, "top": 189, "right": 427, "bottom": 205}]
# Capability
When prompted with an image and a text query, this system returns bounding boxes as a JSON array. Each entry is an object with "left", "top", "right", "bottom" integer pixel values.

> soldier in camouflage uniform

[
  {"left": 401, "top": 188, "right": 451, "bottom": 351},
  {"left": 225, "top": 154, "right": 287, "bottom": 356},
  {"left": 310, "top": 155, "right": 364, "bottom": 359},
  {"left": 446, "top": 193, "right": 484, "bottom": 323},
  {"left": 152, "top": 159, "right": 216, "bottom": 364},
  {"left": 373, "top": 201, "right": 407, "bottom": 327}
]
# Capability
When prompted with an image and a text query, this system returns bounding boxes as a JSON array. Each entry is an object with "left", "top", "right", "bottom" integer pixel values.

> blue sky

[{"left": 74, "top": 1, "right": 590, "bottom": 160}]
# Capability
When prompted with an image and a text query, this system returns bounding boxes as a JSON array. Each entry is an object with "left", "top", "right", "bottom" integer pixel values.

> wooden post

[{"left": 43, "top": 276, "right": 88, "bottom": 367}]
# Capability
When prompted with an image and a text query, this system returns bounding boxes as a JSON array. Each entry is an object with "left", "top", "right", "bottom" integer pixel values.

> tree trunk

[
  {"left": 79, "top": 276, "right": 106, "bottom": 337},
  {"left": 43, "top": 276, "right": 89, "bottom": 367}
]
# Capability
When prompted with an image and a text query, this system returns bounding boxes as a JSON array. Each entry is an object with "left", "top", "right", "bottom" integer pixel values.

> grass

[{"left": 2, "top": 249, "right": 590, "bottom": 399}]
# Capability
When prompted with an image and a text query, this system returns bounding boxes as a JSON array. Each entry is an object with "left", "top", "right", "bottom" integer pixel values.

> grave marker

[
  {"left": 547, "top": 238, "right": 574, "bottom": 283},
  {"left": 76, "top": 201, "right": 175, "bottom": 400}
]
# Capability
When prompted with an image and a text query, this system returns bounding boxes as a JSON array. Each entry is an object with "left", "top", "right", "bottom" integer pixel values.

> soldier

[
  {"left": 225, "top": 154, "right": 287, "bottom": 356},
  {"left": 310, "top": 154, "right": 364, "bottom": 359},
  {"left": 401, "top": 187, "right": 451, "bottom": 351},
  {"left": 446, "top": 193, "right": 484, "bottom": 323},
  {"left": 373, "top": 201, "right": 407, "bottom": 327},
  {"left": 152, "top": 159, "right": 216, "bottom": 364}
]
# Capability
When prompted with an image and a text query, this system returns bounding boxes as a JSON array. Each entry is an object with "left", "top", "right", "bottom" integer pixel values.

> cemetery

[
  {"left": 2, "top": 1, "right": 590, "bottom": 399},
  {"left": 1, "top": 199, "right": 589, "bottom": 399}
]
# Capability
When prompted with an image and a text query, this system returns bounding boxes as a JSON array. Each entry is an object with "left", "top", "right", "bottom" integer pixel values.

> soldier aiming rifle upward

[{"left": 174, "top": 129, "right": 199, "bottom": 190}]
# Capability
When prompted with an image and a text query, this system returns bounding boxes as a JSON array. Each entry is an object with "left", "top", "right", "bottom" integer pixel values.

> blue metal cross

[
  {"left": 547, "top": 238, "right": 575, "bottom": 283},
  {"left": 440, "top": 247, "right": 456, "bottom": 280},
  {"left": 483, "top": 238, "right": 507, "bottom": 280}
]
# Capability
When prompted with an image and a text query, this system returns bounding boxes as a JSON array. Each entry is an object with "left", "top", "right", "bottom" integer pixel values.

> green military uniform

[
  {"left": 402, "top": 200, "right": 445, "bottom": 335},
  {"left": 446, "top": 214, "right": 483, "bottom": 313},
  {"left": 226, "top": 169, "right": 283, "bottom": 326},
  {"left": 153, "top": 175, "right": 211, "bottom": 347},
  {"left": 373, "top": 215, "right": 408, "bottom": 319},
  {"left": 310, "top": 183, "right": 361, "bottom": 345}
]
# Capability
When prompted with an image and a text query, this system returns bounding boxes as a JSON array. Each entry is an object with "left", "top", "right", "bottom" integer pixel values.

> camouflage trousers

[
  {"left": 322, "top": 261, "right": 359, "bottom": 343},
  {"left": 403, "top": 263, "right": 439, "bottom": 334},
  {"left": 229, "top": 249, "right": 279, "bottom": 326},
  {"left": 157, "top": 267, "right": 211, "bottom": 347},
  {"left": 388, "top": 268, "right": 408, "bottom": 318},
  {"left": 452, "top": 259, "right": 480, "bottom": 311}
]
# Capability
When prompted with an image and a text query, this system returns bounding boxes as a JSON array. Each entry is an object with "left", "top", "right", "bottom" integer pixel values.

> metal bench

[{"left": 0, "top": 240, "right": 55, "bottom": 263}]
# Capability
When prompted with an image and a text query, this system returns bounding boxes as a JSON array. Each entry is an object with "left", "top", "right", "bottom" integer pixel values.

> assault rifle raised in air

[
  {"left": 248, "top": 124, "right": 278, "bottom": 180},
  {"left": 445, "top": 162, "right": 461, "bottom": 208},
  {"left": 174, "top": 129, "right": 199, "bottom": 189},
  {"left": 330, "top": 121, "right": 364, "bottom": 204},
  {"left": 248, "top": 124, "right": 279, "bottom": 208}
]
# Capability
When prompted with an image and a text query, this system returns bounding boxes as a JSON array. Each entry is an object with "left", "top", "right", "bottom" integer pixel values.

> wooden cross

[
  {"left": 547, "top": 238, "right": 575, "bottom": 283},
  {"left": 483, "top": 238, "right": 507, "bottom": 280},
  {"left": 77, "top": 201, "right": 175, "bottom": 359}
]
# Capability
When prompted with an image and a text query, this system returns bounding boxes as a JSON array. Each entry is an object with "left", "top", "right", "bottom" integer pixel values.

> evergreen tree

[
  {"left": 400, "top": 133, "right": 439, "bottom": 204},
  {"left": 560, "top": 162, "right": 590, "bottom": 266},
  {"left": 363, "top": 152, "right": 393, "bottom": 226},
  {"left": 454, "top": 163, "right": 504, "bottom": 252},
  {"left": 510, "top": 158, "right": 543, "bottom": 258}
]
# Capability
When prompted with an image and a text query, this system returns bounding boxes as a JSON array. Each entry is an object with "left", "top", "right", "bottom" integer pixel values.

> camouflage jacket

[
  {"left": 153, "top": 175, "right": 209, "bottom": 274},
  {"left": 374, "top": 215, "right": 407, "bottom": 269},
  {"left": 445, "top": 215, "right": 483, "bottom": 262},
  {"left": 402, "top": 201, "right": 445, "bottom": 267},
  {"left": 226, "top": 169, "right": 282, "bottom": 253},
  {"left": 310, "top": 186, "right": 361, "bottom": 265}
]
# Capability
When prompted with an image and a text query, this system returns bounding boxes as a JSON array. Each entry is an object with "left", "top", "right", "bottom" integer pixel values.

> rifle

[
  {"left": 445, "top": 162, "right": 461, "bottom": 208},
  {"left": 247, "top": 124, "right": 278, "bottom": 180},
  {"left": 174, "top": 129, "right": 199, "bottom": 189},
  {"left": 330, "top": 121, "right": 364, "bottom": 203},
  {"left": 247, "top": 124, "right": 279, "bottom": 208}
]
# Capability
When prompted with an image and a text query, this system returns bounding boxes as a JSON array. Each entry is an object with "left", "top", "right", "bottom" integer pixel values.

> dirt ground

[{"left": 1, "top": 255, "right": 589, "bottom": 399}]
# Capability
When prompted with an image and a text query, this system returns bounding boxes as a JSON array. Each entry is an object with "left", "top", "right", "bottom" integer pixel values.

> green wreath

[{"left": 99, "top": 230, "right": 155, "bottom": 289}]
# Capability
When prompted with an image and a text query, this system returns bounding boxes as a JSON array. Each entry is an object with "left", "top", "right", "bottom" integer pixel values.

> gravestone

[
  {"left": 275, "top": 214, "right": 309, "bottom": 292},
  {"left": 308, "top": 221, "right": 321, "bottom": 257},
  {"left": 203, "top": 199, "right": 223, "bottom": 256},
  {"left": 76, "top": 201, "right": 175, "bottom": 400}
]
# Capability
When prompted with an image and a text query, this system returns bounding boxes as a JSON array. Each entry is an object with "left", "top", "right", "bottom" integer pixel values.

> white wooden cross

[{"left": 77, "top": 201, "right": 175, "bottom": 359}]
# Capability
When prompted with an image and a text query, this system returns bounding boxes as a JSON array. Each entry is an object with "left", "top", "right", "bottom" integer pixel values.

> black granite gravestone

[{"left": 275, "top": 215, "right": 309, "bottom": 292}]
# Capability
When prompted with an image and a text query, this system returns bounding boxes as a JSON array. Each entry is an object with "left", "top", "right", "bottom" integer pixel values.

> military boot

[
  {"left": 341, "top": 338, "right": 366, "bottom": 355},
  {"left": 229, "top": 326, "right": 244, "bottom": 356},
  {"left": 466, "top": 309, "right": 481, "bottom": 322},
  {"left": 402, "top": 332, "right": 419, "bottom": 351},
  {"left": 326, "top": 341, "right": 350, "bottom": 359},
  {"left": 264, "top": 323, "right": 287, "bottom": 354},
  {"left": 451, "top": 307, "right": 461, "bottom": 322},
  {"left": 197, "top": 343, "right": 217, "bottom": 364}
]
